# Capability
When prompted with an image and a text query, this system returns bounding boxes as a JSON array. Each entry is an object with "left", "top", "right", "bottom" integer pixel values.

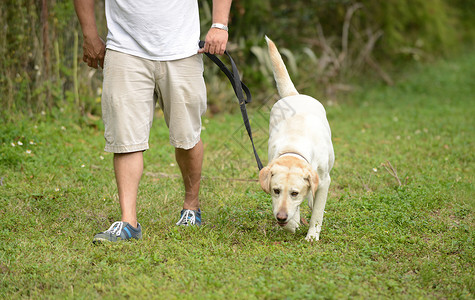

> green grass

[{"left": 1, "top": 52, "right": 474, "bottom": 299}]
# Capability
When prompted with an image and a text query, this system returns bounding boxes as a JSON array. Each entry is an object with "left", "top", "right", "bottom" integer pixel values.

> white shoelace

[
  {"left": 176, "top": 210, "right": 195, "bottom": 226},
  {"left": 105, "top": 221, "right": 124, "bottom": 236}
]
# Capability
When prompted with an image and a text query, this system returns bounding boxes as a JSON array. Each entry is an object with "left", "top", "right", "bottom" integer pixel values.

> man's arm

[
  {"left": 199, "top": 0, "right": 232, "bottom": 55},
  {"left": 74, "top": 0, "right": 105, "bottom": 69}
]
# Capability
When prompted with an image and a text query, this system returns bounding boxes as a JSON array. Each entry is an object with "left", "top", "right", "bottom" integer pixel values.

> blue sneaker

[
  {"left": 92, "top": 221, "right": 142, "bottom": 244},
  {"left": 176, "top": 209, "right": 201, "bottom": 226}
]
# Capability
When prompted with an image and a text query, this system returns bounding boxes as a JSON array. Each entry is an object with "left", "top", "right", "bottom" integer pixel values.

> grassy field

[{"left": 1, "top": 51, "right": 474, "bottom": 299}]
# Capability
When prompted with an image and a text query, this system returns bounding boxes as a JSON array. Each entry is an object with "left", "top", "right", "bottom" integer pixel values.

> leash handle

[
  {"left": 198, "top": 41, "right": 252, "bottom": 104},
  {"left": 199, "top": 41, "right": 264, "bottom": 170}
]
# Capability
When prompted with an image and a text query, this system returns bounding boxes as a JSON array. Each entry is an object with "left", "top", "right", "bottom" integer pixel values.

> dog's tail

[{"left": 265, "top": 36, "right": 299, "bottom": 98}]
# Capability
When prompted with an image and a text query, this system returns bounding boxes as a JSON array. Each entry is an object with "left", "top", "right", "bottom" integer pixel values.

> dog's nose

[{"left": 276, "top": 212, "right": 288, "bottom": 222}]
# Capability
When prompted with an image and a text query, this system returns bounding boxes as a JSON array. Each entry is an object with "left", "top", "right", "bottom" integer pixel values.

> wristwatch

[{"left": 211, "top": 23, "right": 228, "bottom": 32}]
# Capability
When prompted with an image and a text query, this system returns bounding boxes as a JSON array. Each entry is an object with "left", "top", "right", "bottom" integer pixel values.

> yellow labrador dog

[{"left": 259, "top": 37, "right": 335, "bottom": 241}]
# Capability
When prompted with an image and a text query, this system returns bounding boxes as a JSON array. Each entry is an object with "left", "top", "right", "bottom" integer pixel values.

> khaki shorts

[{"left": 101, "top": 50, "right": 207, "bottom": 153}]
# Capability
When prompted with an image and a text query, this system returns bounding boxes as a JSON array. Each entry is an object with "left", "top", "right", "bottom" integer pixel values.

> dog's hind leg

[{"left": 306, "top": 176, "right": 331, "bottom": 241}]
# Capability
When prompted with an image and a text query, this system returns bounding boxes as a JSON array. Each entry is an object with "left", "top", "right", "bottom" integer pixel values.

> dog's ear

[
  {"left": 305, "top": 167, "right": 319, "bottom": 197},
  {"left": 259, "top": 165, "right": 272, "bottom": 194}
]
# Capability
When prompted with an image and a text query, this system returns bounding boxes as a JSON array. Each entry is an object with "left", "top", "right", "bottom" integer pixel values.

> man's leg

[
  {"left": 93, "top": 51, "right": 154, "bottom": 242},
  {"left": 114, "top": 151, "right": 143, "bottom": 228},
  {"left": 157, "top": 55, "right": 206, "bottom": 225},
  {"left": 175, "top": 139, "right": 203, "bottom": 211}
]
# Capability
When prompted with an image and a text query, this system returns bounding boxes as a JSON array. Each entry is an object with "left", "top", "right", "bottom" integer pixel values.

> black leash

[{"left": 199, "top": 41, "right": 263, "bottom": 170}]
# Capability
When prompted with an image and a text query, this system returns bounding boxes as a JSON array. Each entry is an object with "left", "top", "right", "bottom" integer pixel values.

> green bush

[
  {"left": 362, "top": 0, "right": 459, "bottom": 59},
  {"left": 228, "top": 0, "right": 461, "bottom": 58}
]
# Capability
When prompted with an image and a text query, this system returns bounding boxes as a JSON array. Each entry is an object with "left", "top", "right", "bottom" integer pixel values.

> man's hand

[
  {"left": 74, "top": 0, "right": 105, "bottom": 69},
  {"left": 199, "top": 28, "right": 228, "bottom": 55},
  {"left": 82, "top": 35, "right": 106, "bottom": 69}
]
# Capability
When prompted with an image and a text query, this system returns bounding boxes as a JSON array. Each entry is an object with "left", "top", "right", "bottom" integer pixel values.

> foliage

[
  {"left": 0, "top": 0, "right": 103, "bottom": 118},
  {"left": 0, "top": 0, "right": 474, "bottom": 116},
  {"left": 362, "top": 0, "right": 458, "bottom": 60},
  {"left": 228, "top": 0, "right": 463, "bottom": 57},
  {"left": 0, "top": 46, "right": 474, "bottom": 299}
]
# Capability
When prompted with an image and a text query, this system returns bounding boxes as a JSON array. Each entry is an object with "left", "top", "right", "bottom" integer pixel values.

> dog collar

[{"left": 278, "top": 152, "right": 310, "bottom": 164}]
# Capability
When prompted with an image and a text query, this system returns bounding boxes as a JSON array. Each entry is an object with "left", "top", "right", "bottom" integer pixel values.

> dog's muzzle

[{"left": 276, "top": 212, "right": 288, "bottom": 226}]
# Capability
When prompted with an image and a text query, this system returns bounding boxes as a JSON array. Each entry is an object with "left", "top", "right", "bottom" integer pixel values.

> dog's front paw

[
  {"left": 305, "top": 227, "right": 320, "bottom": 242},
  {"left": 305, "top": 234, "right": 320, "bottom": 242},
  {"left": 283, "top": 219, "right": 299, "bottom": 233}
]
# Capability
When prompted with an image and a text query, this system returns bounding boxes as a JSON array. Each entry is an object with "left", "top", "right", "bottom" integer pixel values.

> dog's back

[
  {"left": 265, "top": 36, "right": 334, "bottom": 171},
  {"left": 265, "top": 36, "right": 299, "bottom": 98}
]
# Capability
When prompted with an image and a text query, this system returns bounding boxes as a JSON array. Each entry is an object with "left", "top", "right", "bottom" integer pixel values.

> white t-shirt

[{"left": 105, "top": 0, "right": 200, "bottom": 61}]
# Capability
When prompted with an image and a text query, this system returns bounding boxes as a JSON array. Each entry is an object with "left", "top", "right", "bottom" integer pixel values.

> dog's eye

[
  {"left": 291, "top": 191, "right": 299, "bottom": 197},
  {"left": 273, "top": 189, "right": 281, "bottom": 195}
]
